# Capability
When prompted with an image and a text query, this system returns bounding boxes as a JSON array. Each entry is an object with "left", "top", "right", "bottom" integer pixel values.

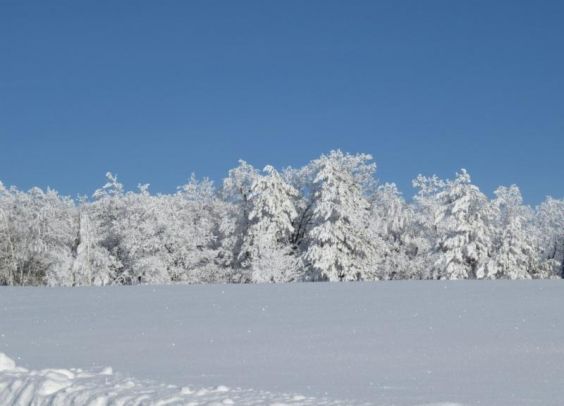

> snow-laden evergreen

[
  {"left": 431, "top": 170, "right": 493, "bottom": 280},
  {"left": 0, "top": 150, "right": 562, "bottom": 285},
  {"left": 304, "top": 151, "right": 375, "bottom": 281},
  {"left": 240, "top": 166, "right": 300, "bottom": 283}
]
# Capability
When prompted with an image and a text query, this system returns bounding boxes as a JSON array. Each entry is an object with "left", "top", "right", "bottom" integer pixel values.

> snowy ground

[
  {"left": 0, "top": 353, "right": 348, "bottom": 405},
  {"left": 0, "top": 281, "right": 563, "bottom": 405}
]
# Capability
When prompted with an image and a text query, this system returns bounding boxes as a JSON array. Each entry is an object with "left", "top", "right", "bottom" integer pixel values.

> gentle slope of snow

[{"left": 0, "top": 281, "right": 563, "bottom": 405}]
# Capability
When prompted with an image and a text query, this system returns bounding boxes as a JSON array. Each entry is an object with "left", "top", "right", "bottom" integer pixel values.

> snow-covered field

[{"left": 1, "top": 281, "right": 563, "bottom": 405}]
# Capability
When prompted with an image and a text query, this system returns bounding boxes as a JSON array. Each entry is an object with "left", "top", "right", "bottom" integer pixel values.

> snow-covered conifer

[
  {"left": 240, "top": 166, "right": 300, "bottom": 282},
  {"left": 303, "top": 151, "right": 375, "bottom": 281},
  {"left": 429, "top": 170, "right": 493, "bottom": 280}
]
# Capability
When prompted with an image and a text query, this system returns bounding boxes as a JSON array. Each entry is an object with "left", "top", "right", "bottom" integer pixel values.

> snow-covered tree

[
  {"left": 171, "top": 175, "right": 223, "bottom": 283},
  {"left": 284, "top": 150, "right": 377, "bottom": 252},
  {"left": 240, "top": 166, "right": 300, "bottom": 282},
  {"left": 485, "top": 186, "right": 537, "bottom": 279},
  {"left": 367, "top": 183, "right": 417, "bottom": 280},
  {"left": 39, "top": 190, "right": 79, "bottom": 286},
  {"left": 303, "top": 151, "right": 376, "bottom": 281},
  {"left": 0, "top": 185, "right": 77, "bottom": 286},
  {"left": 427, "top": 170, "right": 493, "bottom": 280},
  {"left": 0, "top": 182, "right": 18, "bottom": 285},
  {"left": 219, "top": 161, "right": 259, "bottom": 281},
  {"left": 114, "top": 186, "right": 172, "bottom": 284},
  {"left": 411, "top": 174, "right": 447, "bottom": 279},
  {"left": 535, "top": 197, "right": 564, "bottom": 277},
  {"left": 281, "top": 163, "right": 318, "bottom": 253},
  {"left": 89, "top": 172, "right": 129, "bottom": 284},
  {"left": 71, "top": 198, "right": 118, "bottom": 286}
]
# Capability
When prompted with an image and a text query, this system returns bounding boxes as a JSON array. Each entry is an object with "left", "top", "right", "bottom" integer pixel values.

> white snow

[
  {"left": 1, "top": 281, "right": 563, "bottom": 405},
  {"left": 0, "top": 353, "right": 348, "bottom": 405},
  {"left": 0, "top": 352, "right": 16, "bottom": 371}
]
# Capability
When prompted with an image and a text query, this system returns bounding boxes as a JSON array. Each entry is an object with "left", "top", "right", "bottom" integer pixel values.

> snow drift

[{"left": 0, "top": 353, "right": 352, "bottom": 405}]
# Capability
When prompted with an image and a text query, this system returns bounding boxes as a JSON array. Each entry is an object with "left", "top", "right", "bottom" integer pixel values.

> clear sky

[{"left": 1, "top": 0, "right": 563, "bottom": 204}]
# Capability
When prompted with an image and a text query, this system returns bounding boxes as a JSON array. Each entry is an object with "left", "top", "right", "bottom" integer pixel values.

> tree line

[{"left": 0, "top": 150, "right": 562, "bottom": 286}]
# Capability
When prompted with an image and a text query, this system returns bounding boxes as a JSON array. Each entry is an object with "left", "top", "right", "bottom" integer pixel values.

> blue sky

[{"left": 1, "top": 0, "right": 563, "bottom": 204}]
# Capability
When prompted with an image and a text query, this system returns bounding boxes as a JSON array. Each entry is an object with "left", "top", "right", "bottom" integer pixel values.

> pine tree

[
  {"left": 431, "top": 170, "right": 493, "bottom": 280},
  {"left": 240, "top": 166, "right": 300, "bottom": 282},
  {"left": 303, "top": 151, "right": 375, "bottom": 281}
]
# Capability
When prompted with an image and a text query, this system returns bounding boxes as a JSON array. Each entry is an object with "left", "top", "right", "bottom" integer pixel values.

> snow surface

[
  {"left": 0, "top": 353, "right": 347, "bottom": 405},
  {"left": 1, "top": 281, "right": 563, "bottom": 405}
]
